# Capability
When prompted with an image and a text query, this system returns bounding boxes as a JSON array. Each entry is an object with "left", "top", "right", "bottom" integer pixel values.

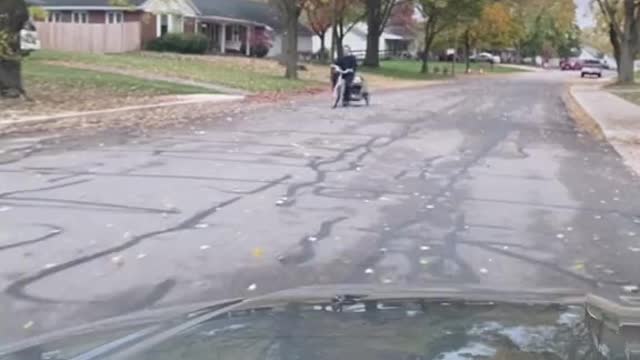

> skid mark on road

[
  {"left": 278, "top": 216, "right": 349, "bottom": 266},
  {"left": 3, "top": 173, "right": 291, "bottom": 304},
  {"left": 0, "top": 224, "right": 62, "bottom": 252}
]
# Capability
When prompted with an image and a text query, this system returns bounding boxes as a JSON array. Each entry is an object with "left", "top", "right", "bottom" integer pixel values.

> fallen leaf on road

[
  {"left": 479, "top": 268, "right": 489, "bottom": 275},
  {"left": 629, "top": 247, "right": 640, "bottom": 252},
  {"left": 194, "top": 223, "right": 209, "bottom": 229},
  {"left": 379, "top": 247, "right": 388, "bottom": 253},
  {"left": 364, "top": 268, "right": 374, "bottom": 274},
  {"left": 43, "top": 263, "right": 57, "bottom": 269},
  {"left": 556, "top": 233, "right": 565, "bottom": 239},
  {"left": 0, "top": 206, "right": 12, "bottom": 212},
  {"left": 307, "top": 236, "right": 318, "bottom": 242},
  {"left": 251, "top": 248, "right": 264, "bottom": 258},
  {"left": 136, "top": 253, "right": 147, "bottom": 260},
  {"left": 247, "top": 283, "right": 257, "bottom": 291},
  {"left": 419, "top": 257, "right": 430, "bottom": 265},
  {"left": 420, "top": 245, "right": 430, "bottom": 251},
  {"left": 572, "top": 262, "right": 585, "bottom": 271},
  {"left": 23, "top": 321, "right": 34, "bottom": 330},
  {"left": 199, "top": 245, "right": 210, "bottom": 250}
]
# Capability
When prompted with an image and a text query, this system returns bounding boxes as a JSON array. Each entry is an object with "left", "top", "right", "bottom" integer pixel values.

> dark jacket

[{"left": 335, "top": 54, "right": 357, "bottom": 72}]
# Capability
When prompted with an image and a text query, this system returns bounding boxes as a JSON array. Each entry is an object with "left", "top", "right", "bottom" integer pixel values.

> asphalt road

[{"left": 1, "top": 70, "right": 639, "bottom": 343}]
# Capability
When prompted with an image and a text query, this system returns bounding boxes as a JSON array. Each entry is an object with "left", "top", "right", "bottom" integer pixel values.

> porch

[{"left": 197, "top": 18, "right": 260, "bottom": 56}]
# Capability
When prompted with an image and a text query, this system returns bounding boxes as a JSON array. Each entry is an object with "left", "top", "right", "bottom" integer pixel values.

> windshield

[{"left": 1, "top": 0, "right": 639, "bottom": 356}]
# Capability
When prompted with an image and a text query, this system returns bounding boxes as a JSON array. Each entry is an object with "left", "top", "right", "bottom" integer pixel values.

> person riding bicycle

[{"left": 332, "top": 46, "right": 357, "bottom": 102}]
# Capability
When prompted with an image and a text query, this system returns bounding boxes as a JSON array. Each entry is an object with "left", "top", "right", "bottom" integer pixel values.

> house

[
  {"left": 312, "top": 22, "right": 416, "bottom": 59},
  {"left": 34, "top": 0, "right": 313, "bottom": 56},
  {"left": 190, "top": 0, "right": 313, "bottom": 57}
]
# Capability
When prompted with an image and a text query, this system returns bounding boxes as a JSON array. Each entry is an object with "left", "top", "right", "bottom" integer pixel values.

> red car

[{"left": 561, "top": 58, "right": 582, "bottom": 70}]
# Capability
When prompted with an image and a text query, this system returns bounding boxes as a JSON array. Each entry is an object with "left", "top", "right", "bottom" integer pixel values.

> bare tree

[
  {"left": 594, "top": 0, "right": 639, "bottom": 83},
  {"left": 0, "top": 0, "right": 29, "bottom": 98},
  {"left": 272, "top": 0, "right": 307, "bottom": 79}
]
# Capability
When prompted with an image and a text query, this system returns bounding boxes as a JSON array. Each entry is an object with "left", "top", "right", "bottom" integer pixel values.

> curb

[{"left": 563, "top": 85, "right": 606, "bottom": 140}]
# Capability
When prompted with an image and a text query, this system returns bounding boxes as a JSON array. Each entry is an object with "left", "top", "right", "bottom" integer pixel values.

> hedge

[{"left": 146, "top": 33, "right": 208, "bottom": 54}]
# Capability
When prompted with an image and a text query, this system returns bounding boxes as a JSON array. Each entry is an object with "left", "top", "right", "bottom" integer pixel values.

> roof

[
  {"left": 191, "top": 0, "right": 312, "bottom": 36},
  {"left": 385, "top": 25, "right": 416, "bottom": 40},
  {"left": 37, "top": 0, "right": 146, "bottom": 7}
]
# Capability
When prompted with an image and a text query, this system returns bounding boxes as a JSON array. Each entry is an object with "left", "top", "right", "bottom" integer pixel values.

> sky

[{"left": 575, "top": 0, "right": 595, "bottom": 28}]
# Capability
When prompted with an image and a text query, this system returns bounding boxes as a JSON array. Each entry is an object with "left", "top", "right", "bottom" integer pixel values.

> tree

[
  {"left": 593, "top": 0, "right": 639, "bottom": 84},
  {"left": 332, "top": 0, "right": 365, "bottom": 59},
  {"left": 507, "top": 0, "right": 577, "bottom": 60},
  {"left": 363, "top": 0, "right": 399, "bottom": 67},
  {"left": 305, "top": 0, "right": 332, "bottom": 60},
  {"left": 272, "top": 0, "right": 307, "bottom": 79},
  {"left": 0, "top": 0, "right": 29, "bottom": 98},
  {"left": 416, "top": 0, "right": 482, "bottom": 73}
]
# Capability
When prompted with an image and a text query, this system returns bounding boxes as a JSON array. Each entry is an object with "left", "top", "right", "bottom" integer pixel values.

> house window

[
  {"left": 159, "top": 14, "right": 168, "bottom": 36},
  {"left": 106, "top": 11, "right": 123, "bottom": 24},
  {"left": 48, "top": 11, "right": 63, "bottom": 23},
  {"left": 71, "top": 11, "right": 88, "bottom": 24}
]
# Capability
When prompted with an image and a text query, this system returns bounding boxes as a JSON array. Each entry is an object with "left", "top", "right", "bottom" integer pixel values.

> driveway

[{"left": 1, "top": 70, "right": 639, "bottom": 342}]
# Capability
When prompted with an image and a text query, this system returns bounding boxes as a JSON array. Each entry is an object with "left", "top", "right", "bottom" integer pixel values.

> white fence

[{"left": 35, "top": 22, "right": 141, "bottom": 53}]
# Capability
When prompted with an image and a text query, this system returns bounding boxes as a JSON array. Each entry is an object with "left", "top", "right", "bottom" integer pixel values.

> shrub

[
  {"left": 433, "top": 66, "right": 440, "bottom": 74},
  {"left": 251, "top": 43, "right": 270, "bottom": 58},
  {"left": 146, "top": 33, "right": 208, "bottom": 54},
  {"left": 442, "top": 67, "right": 449, "bottom": 75}
]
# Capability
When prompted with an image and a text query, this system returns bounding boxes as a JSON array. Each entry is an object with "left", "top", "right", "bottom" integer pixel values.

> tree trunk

[
  {"left": 284, "top": 8, "right": 299, "bottom": 79},
  {"left": 421, "top": 26, "right": 432, "bottom": 74},
  {"left": 335, "top": 21, "right": 344, "bottom": 59},
  {"left": 609, "top": 24, "right": 622, "bottom": 74},
  {"left": 319, "top": 32, "right": 326, "bottom": 60},
  {"left": 0, "top": 0, "right": 29, "bottom": 98},
  {"left": 363, "top": 0, "right": 381, "bottom": 67},
  {"left": 464, "top": 29, "right": 471, "bottom": 73},
  {"left": 618, "top": 42, "right": 635, "bottom": 84},
  {"left": 0, "top": 60, "right": 23, "bottom": 98},
  {"left": 363, "top": 27, "right": 380, "bottom": 67}
]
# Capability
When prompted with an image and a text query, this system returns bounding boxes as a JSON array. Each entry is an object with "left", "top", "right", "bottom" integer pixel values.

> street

[{"left": 1, "top": 71, "right": 639, "bottom": 342}]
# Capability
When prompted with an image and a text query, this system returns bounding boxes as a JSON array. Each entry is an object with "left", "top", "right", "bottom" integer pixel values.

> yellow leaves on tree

[{"left": 471, "top": 3, "right": 520, "bottom": 49}]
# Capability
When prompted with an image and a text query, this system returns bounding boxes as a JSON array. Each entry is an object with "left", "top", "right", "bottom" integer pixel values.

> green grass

[
  {"left": 362, "top": 60, "right": 525, "bottom": 80},
  {"left": 30, "top": 50, "right": 316, "bottom": 92},
  {"left": 23, "top": 60, "right": 215, "bottom": 95},
  {"left": 608, "top": 81, "right": 640, "bottom": 106}
]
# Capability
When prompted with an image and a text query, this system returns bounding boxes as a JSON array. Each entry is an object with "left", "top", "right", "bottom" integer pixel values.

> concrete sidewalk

[{"left": 571, "top": 84, "right": 640, "bottom": 173}]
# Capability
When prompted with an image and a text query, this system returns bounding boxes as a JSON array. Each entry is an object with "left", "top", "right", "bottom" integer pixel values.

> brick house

[{"left": 35, "top": 0, "right": 313, "bottom": 56}]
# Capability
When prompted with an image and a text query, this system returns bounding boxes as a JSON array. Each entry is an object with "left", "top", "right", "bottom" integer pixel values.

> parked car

[
  {"left": 469, "top": 52, "right": 500, "bottom": 64},
  {"left": 581, "top": 59, "right": 603, "bottom": 78},
  {"left": 560, "top": 58, "right": 582, "bottom": 70}
]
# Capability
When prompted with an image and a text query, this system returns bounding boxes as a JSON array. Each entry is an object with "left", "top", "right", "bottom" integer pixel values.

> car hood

[{"left": 2, "top": 285, "right": 640, "bottom": 360}]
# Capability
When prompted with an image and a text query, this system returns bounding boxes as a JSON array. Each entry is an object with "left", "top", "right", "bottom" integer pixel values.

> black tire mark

[
  {"left": 0, "top": 179, "right": 92, "bottom": 198},
  {"left": 278, "top": 216, "right": 349, "bottom": 266},
  {"left": 4, "top": 197, "right": 241, "bottom": 304},
  {"left": 7, "top": 196, "right": 180, "bottom": 215},
  {"left": 0, "top": 224, "right": 62, "bottom": 252}
]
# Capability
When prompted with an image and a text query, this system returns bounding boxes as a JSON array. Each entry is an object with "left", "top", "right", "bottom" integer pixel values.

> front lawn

[
  {"left": 608, "top": 82, "right": 640, "bottom": 106},
  {"left": 31, "top": 50, "right": 320, "bottom": 92},
  {"left": 1, "top": 59, "right": 217, "bottom": 120},
  {"left": 362, "top": 60, "right": 525, "bottom": 80},
  {"left": 24, "top": 61, "right": 214, "bottom": 95}
]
